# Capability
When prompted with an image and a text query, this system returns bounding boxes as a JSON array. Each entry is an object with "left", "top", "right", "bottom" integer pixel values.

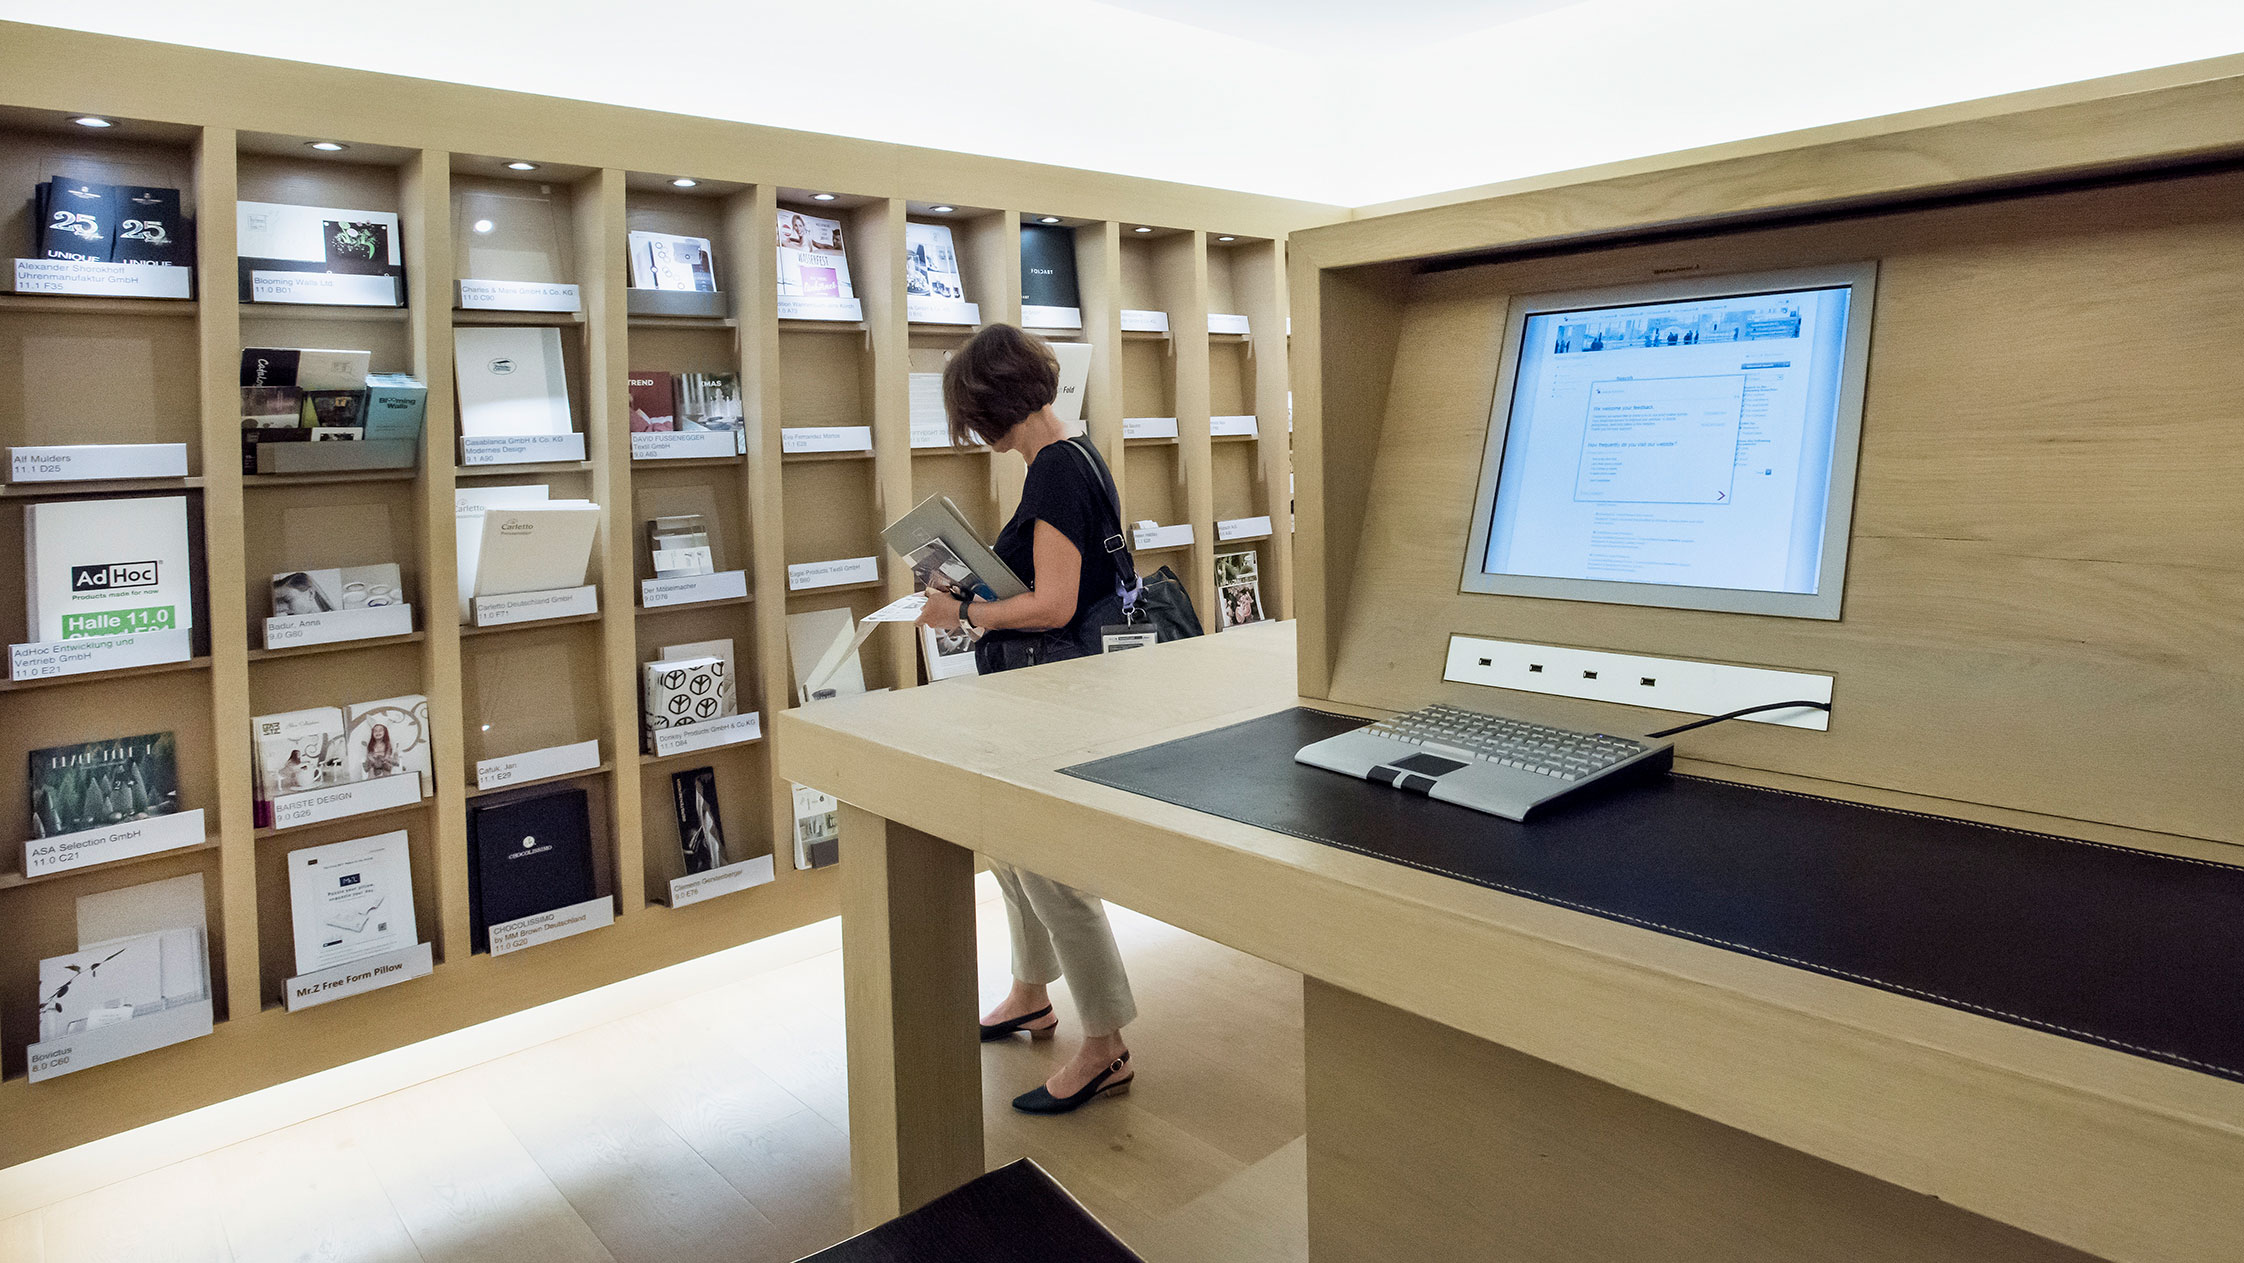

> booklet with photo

[
  {"left": 904, "top": 222, "right": 965, "bottom": 302},
  {"left": 882, "top": 494, "right": 1028, "bottom": 602},
  {"left": 627, "top": 230, "right": 717, "bottom": 292},
  {"left": 920, "top": 624, "right": 980, "bottom": 682},
  {"left": 677, "top": 373, "right": 744, "bottom": 433},
  {"left": 344, "top": 695, "right": 433, "bottom": 794},
  {"left": 271, "top": 563, "right": 405, "bottom": 616},
  {"left": 671, "top": 767, "right": 727, "bottom": 875},
  {"left": 629, "top": 370, "right": 676, "bottom": 432},
  {"left": 236, "top": 200, "right": 405, "bottom": 303},
  {"left": 28, "top": 732, "right": 182, "bottom": 840},
  {"left": 1216, "top": 549, "right": 1265, "bottom": 630},
  {"left": 791, "top": 782, "right": 839, "bottom": 869},
  {"left": 253, "top": 707, "right": 346, "bottom": 822},
  {"left": 38, "top": 873, "right": 213, "bottom": 1052},
  {"left": 286, "top": 830, "right": 418, "bottom": 975},
  {"left": 776, "top": 209, "right": 854, "bottom": 298}
]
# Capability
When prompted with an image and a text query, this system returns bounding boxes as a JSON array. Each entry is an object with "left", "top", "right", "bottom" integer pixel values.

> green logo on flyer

[{"left": 60, "top": 605, "right": 176, "bottom": 639}]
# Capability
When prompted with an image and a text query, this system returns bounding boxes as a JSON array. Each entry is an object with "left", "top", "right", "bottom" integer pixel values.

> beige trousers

[{"left": 991, "top": 861, "right": 1138, "bottom": 1036}]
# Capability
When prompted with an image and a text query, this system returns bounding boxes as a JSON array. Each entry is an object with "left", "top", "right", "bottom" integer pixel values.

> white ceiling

[
  {"left": 3, "top": 1, "right": 2240, "bottom": 208},
  {"left": 1089, "top": 0, "right": 1584, "bottom": 55}
]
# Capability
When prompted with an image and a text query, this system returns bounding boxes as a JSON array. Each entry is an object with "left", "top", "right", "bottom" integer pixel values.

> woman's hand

[{"left": 917, "top": 584, "right": 962, "bottom": 630}]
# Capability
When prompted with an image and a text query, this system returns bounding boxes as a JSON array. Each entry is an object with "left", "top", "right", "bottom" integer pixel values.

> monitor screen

[{"left": 1461, "top": 263, "right": 1876, "bottom": 620}]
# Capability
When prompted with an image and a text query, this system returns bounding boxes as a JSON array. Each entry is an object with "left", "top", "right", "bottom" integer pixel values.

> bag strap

[{"left": 1055, "top": 436, "right": 1141, "bottom": 600}]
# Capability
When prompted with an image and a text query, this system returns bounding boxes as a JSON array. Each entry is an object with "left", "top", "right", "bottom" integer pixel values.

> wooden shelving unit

[{"left": 0, "top": 25, "right": 1337, "bottom": 1167}]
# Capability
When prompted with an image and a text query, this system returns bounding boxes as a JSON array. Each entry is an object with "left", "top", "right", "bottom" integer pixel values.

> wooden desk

[{"left": 776, "top": 623, "right": 2244, "bottom": 1263}]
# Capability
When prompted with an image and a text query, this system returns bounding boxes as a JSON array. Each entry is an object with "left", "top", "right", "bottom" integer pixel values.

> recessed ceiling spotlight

[
  {"left": 307, "top": 140, "right": 347, "bottom": 152},
  {"left": 473, "top": 219, "right": 495, "bottom": 234},
  {"left": 671, "top": 177, "right": 698, "bottom": 188},
  {"left": 810, "top": 192, "right": 837, "bottom": 201},
  {"left": 1218, "top": 236, "right": 1236, "bottom": 242},
  {"left": 71, "top": 116, "right": 113, "bottom": 129},
  {"left": 929, "top": 205, "right": 954, "bottom": 213},
  {"left": 506, "top": 160, "right": 538, "bottom": 171},
  {"left": 1037, "top": 216, "right": 1061, "bottom": 224},
  {"left": 1133, "top": 226, "right": 1154, "bottom": 234}
]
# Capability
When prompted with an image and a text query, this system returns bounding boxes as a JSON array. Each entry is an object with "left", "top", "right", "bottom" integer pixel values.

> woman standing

[{"left": 916, "top": 324, "right": 1138, "bottom": 1115}]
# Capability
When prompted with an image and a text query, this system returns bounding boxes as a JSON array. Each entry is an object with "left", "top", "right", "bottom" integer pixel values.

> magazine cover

[
  {"left": 1216, "top": 549, "right": 1265, "bottom": 630},
  {"left": 904, "top": 222, "right": 965, "bottom": 301},
  {"left": 776, "top": 210, "right": 854, "bottom": 297},
  {"left": 628, "top": 370, "right": 676, "bottom": 432},
  {"left": 343, "top": 695, "right": 433, "bottom": 794},
  {"left": 271, "top": 564, "right": 404, "bottom": 616},
  {"left": 28, "top": 733, "right": 182, "bottom": 839},
  {"left": 671, "top": 767, "right": 728, "bottom": 875}
]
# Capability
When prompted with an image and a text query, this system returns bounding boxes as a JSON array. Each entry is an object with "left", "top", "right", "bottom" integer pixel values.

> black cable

[{"left": 1647, "top": 700, "right": 1831, "bottom": 739}]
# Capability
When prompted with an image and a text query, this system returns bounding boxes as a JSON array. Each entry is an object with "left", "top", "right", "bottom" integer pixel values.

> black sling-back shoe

[
  {"left": 980, "top": 1005, "right": 1057, "bottom": 1042},
  {"left": 1012, "top": 1052, "right": 1132, "bottom": 1115}
]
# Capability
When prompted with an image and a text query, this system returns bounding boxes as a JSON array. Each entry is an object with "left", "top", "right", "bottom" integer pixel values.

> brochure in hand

[{"left": 881, "top": 494, "right": 1027, "bottom": 602}]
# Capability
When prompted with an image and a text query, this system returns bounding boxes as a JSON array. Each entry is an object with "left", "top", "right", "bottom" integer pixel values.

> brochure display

[
  {"left": 0, "top": 41, "right": 1297, "bottom": 1163},
  {"left": 775, "top": 209, "right": 862, "bottom": 320},
  {"left": 29, "top": 874, "right": 214, "bottom": 1082},
  {"left": 236, "top": 200, "right": 404, "bottom": 306}
]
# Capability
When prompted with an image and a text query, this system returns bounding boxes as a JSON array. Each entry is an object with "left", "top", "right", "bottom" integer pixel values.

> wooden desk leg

[
  {"left": 839, "top": 802, "right": 985, "bottom": 1228},
  {"left": 1302, "top": 979, "right": 2098, "bottom": 1263}
]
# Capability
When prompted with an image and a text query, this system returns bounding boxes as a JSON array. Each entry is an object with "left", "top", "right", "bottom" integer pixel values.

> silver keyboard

[{"left": 1366, "top": 704, "right": 1649, "bottom": 782}]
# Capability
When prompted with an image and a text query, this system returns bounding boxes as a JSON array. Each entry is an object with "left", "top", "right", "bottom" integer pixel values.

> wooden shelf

[
  {"left": 782, "top": 449, "right": 876, "bottom": 464},
  {"left": 630, "top": 454, "right": 744, "bottom": 469},
  {"left": 1215, "top": 532, "right": 1273, "bottom": 545},
  {"left": 1, "top": 475, "right": 206, "bottom": 499},
  {"left": 0, "top": 24, "right": 1302, "bottom": 1167},
  {"left": 1126, "top": 436, "right": 1180, "bottom": 446},
  {"left": 1135, "top": 541, "right": 1192, "bottom": 555},
  {"left": 628, "top": 314, "right": 737, "bottom": 329},
  {"left": 241, "top": 303, "right": 409, "bottom": 323},
  {"left": 460, "top": 611, "right": 604, "bottom": 638},
  {"left": 635, "top": 594, "right": 755, "bottom": 617},
  {"left": 466, "top": 760, "right": 615, "bottom": 799},
  {"left": 0, "top": 833, "right": 224, "bottom": 892},
  {"left": 254, "top": 795, "right": 429, "bottom": 841},
  {"left": 784, "top": 578, "right": 886, "bottom": 597},
  {"left": 456, "top": 460, "right": 595, "bottom": 479},
  {"left": 0, "top": 655, "right": 211, "bottom": 693},
  {"left": 640, "top": 737, "right": 763, "bottom": 768},
  {"left": 247, "top": 630, "right": 425, "bottom": 662},
  {"left": 0, "top": 293, "right": 197, "bottom": 317},
  {"left": 1213, "top": 433, "right": 1259, "bottom": 444},
  {"left": 453, "top": 307, "right": 585, "bottom": 325},
  {"left": 1122, "top": 329, "right": 1173, "bottom": 342},
  {"left": 245, "top": 468, "right": 421, "bottom": 488}
]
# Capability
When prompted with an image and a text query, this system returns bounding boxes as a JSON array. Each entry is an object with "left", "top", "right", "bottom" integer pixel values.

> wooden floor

[{"left": 0, "top": 884, "right": 1308, "bottom": 1263}]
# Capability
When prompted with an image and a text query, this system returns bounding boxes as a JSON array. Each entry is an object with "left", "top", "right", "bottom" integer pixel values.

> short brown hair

[{"left": 943, "top": 324, "right": 1058, "bottom": 446}]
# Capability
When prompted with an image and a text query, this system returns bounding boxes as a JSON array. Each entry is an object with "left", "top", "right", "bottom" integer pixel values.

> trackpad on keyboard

[{"left": 1391, "top": 752, "right": 1468, "bottom": 777}]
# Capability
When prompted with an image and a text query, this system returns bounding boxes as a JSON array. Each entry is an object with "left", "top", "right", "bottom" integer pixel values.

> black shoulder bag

[{"left": 973, "top": 437, "right": 1163, "bottom": 673}]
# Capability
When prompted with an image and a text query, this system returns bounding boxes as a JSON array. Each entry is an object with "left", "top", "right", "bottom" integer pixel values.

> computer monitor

[{"left": 1460, "top": 262, "right": 1876, "bottom": 620}]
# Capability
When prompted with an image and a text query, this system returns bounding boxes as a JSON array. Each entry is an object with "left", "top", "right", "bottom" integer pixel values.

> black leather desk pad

[{"left": 1062, "top": 708, "right": 2244, "bottom": 1083}]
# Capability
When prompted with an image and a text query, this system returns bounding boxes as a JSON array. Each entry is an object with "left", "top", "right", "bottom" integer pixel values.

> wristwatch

[{"left": 957, "top": 591, "right": 975, "bottom": 631}]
